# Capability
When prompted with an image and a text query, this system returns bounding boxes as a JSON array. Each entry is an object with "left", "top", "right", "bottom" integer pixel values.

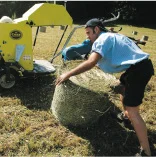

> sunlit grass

[{"left": 0, "top": 24, "right": 156, "bottom": 156}]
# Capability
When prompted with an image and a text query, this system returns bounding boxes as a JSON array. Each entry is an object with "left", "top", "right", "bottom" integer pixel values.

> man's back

[{"left": 92, "top": 32, "right": 149, "bottom": 73}]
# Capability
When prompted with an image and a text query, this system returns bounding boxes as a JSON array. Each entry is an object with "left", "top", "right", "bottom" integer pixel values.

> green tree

[{"left": 0, "top": 1, "right": 36, "bottom": 19}]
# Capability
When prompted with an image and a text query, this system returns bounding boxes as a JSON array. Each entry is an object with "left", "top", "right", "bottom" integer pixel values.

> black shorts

[{"left": 120, "top": 58, "right": 154, "bottom": 107}]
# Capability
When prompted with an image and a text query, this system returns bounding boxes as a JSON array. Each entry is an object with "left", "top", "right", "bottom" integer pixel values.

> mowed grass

[{"left": 0, "top": 24, "right": 156, "bottom": 156}]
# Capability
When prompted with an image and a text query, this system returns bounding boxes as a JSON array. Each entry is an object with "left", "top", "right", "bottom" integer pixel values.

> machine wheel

[{"left": 0, "top": 73, "right": 16, "bottom": 89}]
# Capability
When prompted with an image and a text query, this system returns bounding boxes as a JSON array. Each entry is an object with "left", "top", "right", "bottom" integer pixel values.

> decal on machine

[
  {"left": 10, "top": 30, "right": 23, "bottom": 40},
  {"left": 23, "top": 55, "right": 31, "bottom": 60}
]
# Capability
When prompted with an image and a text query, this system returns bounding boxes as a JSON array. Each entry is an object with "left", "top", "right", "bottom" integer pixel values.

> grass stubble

[{"left": 0, "top": 25, "right": 156, "bottom": 156}]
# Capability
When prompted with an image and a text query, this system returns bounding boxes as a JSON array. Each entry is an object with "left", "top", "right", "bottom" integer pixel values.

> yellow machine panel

[
  {"left": 14, "top": 3, "right": 73, "bottom": 26},
  {"left": 0, "top": 3, "right": 73, "bottom": 89},
  {"left": 0, "top": 23, "right": 33, "bottom": 70},
  {"left": 0, "top": 3, "right": 73, "bottom": 71}
]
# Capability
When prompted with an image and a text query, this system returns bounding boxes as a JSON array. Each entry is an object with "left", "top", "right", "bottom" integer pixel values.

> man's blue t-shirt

[{"left": 92, "top": 32, "right": 149, "bottom": 73}]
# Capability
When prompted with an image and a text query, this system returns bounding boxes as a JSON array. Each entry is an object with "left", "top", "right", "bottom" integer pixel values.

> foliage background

[{"left": 0, "top": 1, "right": 156, "bottom": 26}]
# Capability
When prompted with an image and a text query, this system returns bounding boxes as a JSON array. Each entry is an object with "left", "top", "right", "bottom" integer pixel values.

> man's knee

[{"left": 124, "top": 106, "right": 140, "bottom": 121}]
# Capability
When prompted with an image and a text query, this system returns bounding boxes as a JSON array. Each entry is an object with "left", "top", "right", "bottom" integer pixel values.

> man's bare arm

[{"left": 55, "top": 52, "right": 102, "bottom": 85}]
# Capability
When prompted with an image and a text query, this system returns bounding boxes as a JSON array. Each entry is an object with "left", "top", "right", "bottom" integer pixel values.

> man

[{"left": 55, "top": 18, "right": 154, "bottom": 156}]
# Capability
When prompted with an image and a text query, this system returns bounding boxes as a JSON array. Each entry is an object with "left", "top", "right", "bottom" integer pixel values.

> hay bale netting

[{"left": 51, "top": 61, "right": 119, "bottom": 127}]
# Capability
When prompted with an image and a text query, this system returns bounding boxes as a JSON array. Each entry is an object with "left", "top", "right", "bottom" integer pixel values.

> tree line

[{"left": 0, "top": 1, "right": 155, "bottom": 26}]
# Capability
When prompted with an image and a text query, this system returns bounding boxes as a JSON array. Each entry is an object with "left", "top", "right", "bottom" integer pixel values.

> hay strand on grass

[{"left": 51, "top": 61, "right": 119, "bottom": 127}]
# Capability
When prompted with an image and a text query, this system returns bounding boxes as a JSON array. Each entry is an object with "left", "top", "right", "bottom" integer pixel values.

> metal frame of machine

[{"left": 0, "top": 3, "right": 73, "bottom": 89}]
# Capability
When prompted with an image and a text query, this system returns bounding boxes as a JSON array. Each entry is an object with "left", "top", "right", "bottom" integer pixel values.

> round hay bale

[{"left": 51, "top": 61, "right": 119, "bottom": 127}]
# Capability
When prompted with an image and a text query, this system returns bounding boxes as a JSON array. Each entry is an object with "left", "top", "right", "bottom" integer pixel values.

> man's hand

[{"left": 55, "top": 72, "right": 71, "bottom": 86}]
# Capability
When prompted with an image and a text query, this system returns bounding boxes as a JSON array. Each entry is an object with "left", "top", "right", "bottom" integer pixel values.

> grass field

[{"left": 0, "top": 24, "right": 156, "bottom": 156}]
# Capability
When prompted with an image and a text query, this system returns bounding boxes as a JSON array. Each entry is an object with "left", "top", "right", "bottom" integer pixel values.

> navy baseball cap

[
  {"left": 85, "top": 18, "right": 102, "bottom": 27},
  {"left": 85, "top": 18, "right": 108, "bottom": 32}
]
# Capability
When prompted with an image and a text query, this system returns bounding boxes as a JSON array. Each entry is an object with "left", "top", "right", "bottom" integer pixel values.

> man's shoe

[
  {"left": 110, "top": 111, "right": 134, "bottom": 130},
  {"left": 135, "top": 148, "right": 150, "bottom": 156},
  {"left": 117, "top": 112, "right": 131, "bottom": 125}
]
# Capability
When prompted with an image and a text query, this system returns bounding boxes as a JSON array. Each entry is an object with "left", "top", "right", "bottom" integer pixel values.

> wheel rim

[{"left": 0, "top": 74, "right": 15, "bottom": 89}]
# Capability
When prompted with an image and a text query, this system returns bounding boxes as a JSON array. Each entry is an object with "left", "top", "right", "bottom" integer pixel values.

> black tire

[{"left": 0, "top": 72, "right": 16, "bottom": 89}]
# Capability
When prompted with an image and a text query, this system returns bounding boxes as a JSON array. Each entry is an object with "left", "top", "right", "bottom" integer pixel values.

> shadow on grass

[
  {"left": 0, "top": 76, "right": 155, "bottom": 156},
  {"left": 0, "top": 75, "right": 56, "bottom": 111},
  {"left": 67, "top": 103, "right": 156, "bottom": 156}
]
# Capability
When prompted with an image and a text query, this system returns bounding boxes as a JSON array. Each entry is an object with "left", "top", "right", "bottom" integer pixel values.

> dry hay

[{"left": 51, "top": 60, "right": 119, "bottom": 127}]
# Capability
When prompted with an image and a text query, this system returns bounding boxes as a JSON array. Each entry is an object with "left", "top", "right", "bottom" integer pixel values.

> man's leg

[{"left": 124, "top": 106, "right": 151, "bottom": 156}]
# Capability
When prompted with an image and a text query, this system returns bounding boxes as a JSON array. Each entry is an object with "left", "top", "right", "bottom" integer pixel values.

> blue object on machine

[{"left": 62, "top": 39, "right": 92, "bottom": 61}]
